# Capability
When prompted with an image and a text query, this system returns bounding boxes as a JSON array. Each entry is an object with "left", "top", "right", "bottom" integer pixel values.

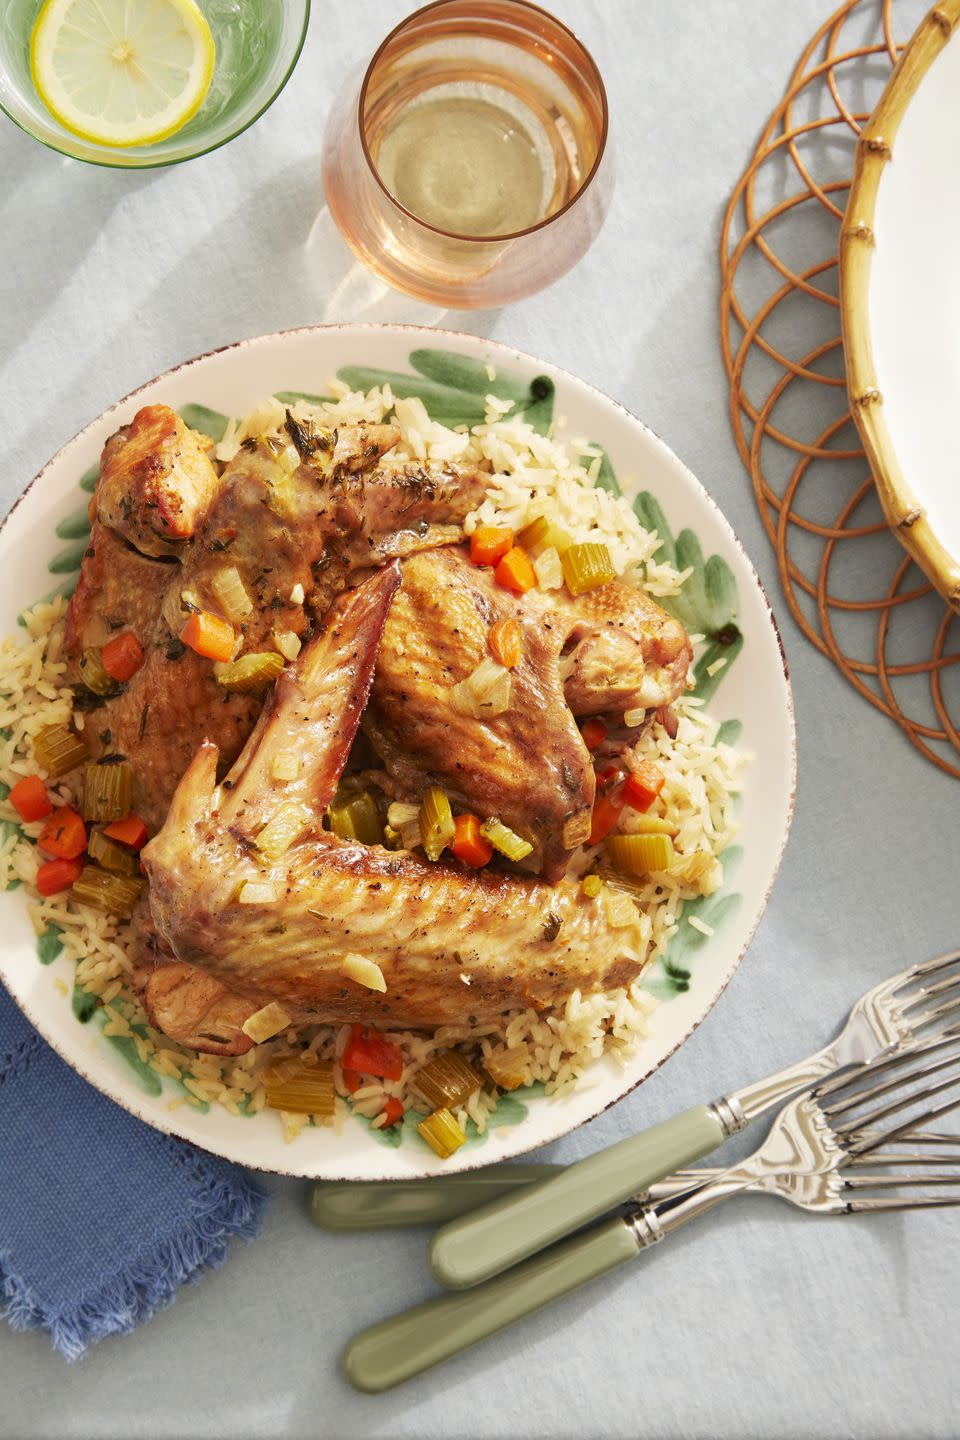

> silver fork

[
  {"left": 642, "top": 1130, "right": 960, "bottom": 1205},
  {"left": 344, "top": 1037, "right": 960, "bottom": 1392},
  {"left": 429, "top": 947, "right": 960, "bottom": 1289}
]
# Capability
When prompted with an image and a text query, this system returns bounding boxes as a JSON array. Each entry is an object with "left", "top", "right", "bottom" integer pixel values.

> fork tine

[
  {"left": 847, "top": 1150, "right": 960, "bottom": 1167},
  {"left": 898, "top": 949, "right": 960, "bottom": 986},
  {"left": 842, "top": 1173, "right": 960, "bottom": 1188},
  {"left": 905, "top": 995, "right": 960, "bottom": 1033},
  {"left": 900, "top": 972, "right": 960, "bottom": 1007},
  {"left": 850, "top": 1090, "right": 960, "bottom": 1155},
  {"left": 845, "top": 1196, "right": 960, "bottom": 1213},
  {"left": 821, "top": 1044, "right": 960, "bottom": 1118},
  {"left": 815, "top": 1033, "right": 960, "bottom": 1104}
]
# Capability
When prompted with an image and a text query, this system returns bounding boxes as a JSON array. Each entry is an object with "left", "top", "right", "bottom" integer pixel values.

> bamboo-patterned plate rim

[{"left": 840, "top": 0, "right": 960, "bottom": 612}]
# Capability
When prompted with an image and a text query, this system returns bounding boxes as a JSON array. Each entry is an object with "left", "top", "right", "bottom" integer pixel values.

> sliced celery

[
  {"left": 264, "top": 1059, "right": 335, "bottom": 1118},
  {"left": 412, "top": 1050, "right": 483, "bottom": 1108},
  {"left": 82, "top": 761, "right": 133, "bottom": 822},
  {"left": 605, "top": 832, "right": 676, "bottom": 875},
  {"left": 479, "top": 817, "right": 533, "bottom": 862},
  {"left": 327, "top": 791, "right": 383, "bottom": 847},
  {"left": 419, "top": 787, "right": 455, "bottom": 862},
  {"left": 87, "top": 830, "right": 139, "bottom": 876},
  {"left": 71, "top": 866, "right": 143, "bottom": 915},
  {"left": 417, "top": 1107, "right": 466, "bottom": 1160},
  {"left": 34, "top": 723, "right": 87, "bottom": 778},
  {"left": 517, "top": 515, "right": 573, "bottom": 556},
  {"left": 79, "top": 648, "right": 116, "bottom": 696},
  {"left": 215, "top": 652, "right": 284, "bottom": 694},
  {"left": 560, "top": 542, "right": 616, "bottom": 595}
]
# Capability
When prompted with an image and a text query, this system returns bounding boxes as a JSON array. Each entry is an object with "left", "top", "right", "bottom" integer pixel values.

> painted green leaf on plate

[{"left": 178, "top": 403, "right": 229, "bottom": 442}]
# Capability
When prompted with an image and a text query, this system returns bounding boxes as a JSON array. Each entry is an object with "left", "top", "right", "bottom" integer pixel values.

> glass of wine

[{"left": 322, "top": 0, "right": 612, "bottom": 309}]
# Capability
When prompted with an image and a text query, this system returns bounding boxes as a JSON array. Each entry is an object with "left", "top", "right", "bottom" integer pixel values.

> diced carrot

[
  {"left": 181, "top": 609, "right": 235, "bottom": 663},
  {"left": 451, "top": 813, "right": 493, "bottom": 869},
  {"left": 36, "top": 857, "right": 84, "bottom": 896},
  {"left": 382, "top": 1097, "right": 404, "bottom": 1127},
  {"left": 494, "top": 545, "right": 537, "bottom": 595},
  {"left": 342, "top": 1067, "right": 361, "bottom": 1095},
  {"left": 580, "top": 717, "right": 607, "bottom": 751},
  {"left": 104, "top": 813, "right": 149, "bottom": 850},
  {"left": 488, "top": 618, "right": 522, "bottom": 669},
  {"left": 588, "top": 792, "right": 625, "bottom": 845},
  {"left": 101, "top": 631, "right": 144, "bottom": 683},
  {"left": 9, "top": 774, "right": 52, "bottom": 823},
  {"left": 38, "top": 806, "right": 87, "bottom": 861},
  {"left": 470, "top": 526, "right": 514, "bottom": 567},
  {"left": 621, "top": 761, "right": 665, "bottom": 814},
  {"left": 342, "top": 1024, "right": 405, "bottom": 1081}
]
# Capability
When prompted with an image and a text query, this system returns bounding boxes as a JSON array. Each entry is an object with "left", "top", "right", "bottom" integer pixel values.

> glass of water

[
  {"left": 322, "top": 0, "right": 612, "bottom": 309},
  {"left": 0, "top": 0, "right": 310, "bottom": 168}
]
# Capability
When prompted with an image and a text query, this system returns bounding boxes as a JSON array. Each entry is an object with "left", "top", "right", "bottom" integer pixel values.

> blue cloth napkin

[{"left": 0, "top": 985, "right": 269, "bottom": 1361}]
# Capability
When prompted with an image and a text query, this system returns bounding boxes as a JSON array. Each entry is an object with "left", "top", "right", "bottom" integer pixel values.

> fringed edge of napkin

[{"left": 0, "top": 1167, "right": 268, "bottom": 1361}]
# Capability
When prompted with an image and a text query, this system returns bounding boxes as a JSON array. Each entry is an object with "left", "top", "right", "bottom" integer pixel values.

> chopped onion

[
  {"left": 603, "top": 886, "right": 639, "bottom": 929},
  {"left": 271, "top": 751, "right": 298, "bottom": 783},
  {"left": 289, "top": 582, "right": 305, "bottom": 605},
  {"left": 241, "top": 1000, "right": 292, "bottom": 1043},
  {"left": 669, "top": 850, "right": 723, "bottom": 895},
  {"left": 387, "top": 801, "right": 420, "bottom": 828},
  {"left": 211, "top": 567, "right": 253, "bottom": 622},
  {"left": 385, "top": 802, "right": 422, "bottom": 850},
  {"left": 342, "top": 953, "right": 387, "bottom": 992},
  {"left": 256, "top": 803, "right": 309, "bottom": 861},
  {"left": 533, "top": 546, "right": 564, "bottom": 590},
  {"left": 238, "top": 880, "right": 277, "bottom": 905},
  {"left": 484, "top": 1045, "right": 530, "bottom": 1091},
  {"left": 450, "top": 657, "right": 512, "bottom": 719},
  {"left": 273, "top": 629, "right": 302, "bottom": 661}
]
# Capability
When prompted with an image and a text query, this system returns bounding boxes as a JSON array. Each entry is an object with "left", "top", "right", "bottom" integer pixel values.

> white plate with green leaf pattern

[{"left": 0, "top": 325, "right": 795, "bottom": 1179}]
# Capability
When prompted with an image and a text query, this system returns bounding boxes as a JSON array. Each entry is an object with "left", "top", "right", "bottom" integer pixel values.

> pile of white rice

[{"left": 0, "top": 384, "right": 745, "bottom": 1146}]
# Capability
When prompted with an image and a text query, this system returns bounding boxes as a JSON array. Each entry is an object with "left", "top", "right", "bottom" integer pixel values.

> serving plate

[
  {"left": 841, "top": 0, "right": 960, "bottom": 610},
  {"left": 0, "top": 324, "right": 795, "bottom": 1179}
]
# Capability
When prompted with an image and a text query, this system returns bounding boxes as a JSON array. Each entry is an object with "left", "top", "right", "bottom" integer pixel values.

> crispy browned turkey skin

[
  {"left": 66, "top": 401, "right": 692, "bottom": 1050},
  {"left": 66, "top": 406, "right": 488, "bottom": 828},
  {"left": 365, "top": 547, "right": 692, "bottom": 880},
  {"left": 141, "top": 568, "right": 647, "bottom": 1036}
]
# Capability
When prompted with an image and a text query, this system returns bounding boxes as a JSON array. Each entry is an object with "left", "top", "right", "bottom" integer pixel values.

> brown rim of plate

[
  {"left": 0, "top": 322, "right": 796, "bottom": 1180},
  {"left": 840, "top": 0, "right": 960, "bottom": 613}
]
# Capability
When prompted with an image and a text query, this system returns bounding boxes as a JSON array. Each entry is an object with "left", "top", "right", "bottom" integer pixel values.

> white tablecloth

[{"left": 1, "top": 2, "right": 955, "bottom": 1435}]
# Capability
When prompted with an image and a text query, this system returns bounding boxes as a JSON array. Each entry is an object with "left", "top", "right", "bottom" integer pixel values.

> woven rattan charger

[{"left": 720, "top": 0, "right": 960, "bottom": 776}]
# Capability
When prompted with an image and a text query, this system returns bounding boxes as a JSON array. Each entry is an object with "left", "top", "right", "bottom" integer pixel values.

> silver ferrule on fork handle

[{"left": 630, "top": 1169, "right": 762, "bottom": 1245}]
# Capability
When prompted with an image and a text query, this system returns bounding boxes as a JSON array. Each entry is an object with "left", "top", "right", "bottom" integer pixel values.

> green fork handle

[
  {"left": 311, "top": 1164, "right": 560, "bottom": 1230},
  {"left": 429, "top": 1103, "right": 725, "bottom": 1288},
  {"left": 343, "top": 1214, "right": 640, "bottom": 1393}
]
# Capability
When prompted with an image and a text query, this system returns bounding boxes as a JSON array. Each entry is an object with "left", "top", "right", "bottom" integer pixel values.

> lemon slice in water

[{"left": 31, "top": 0, "right": 215, "bottom": 149}]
